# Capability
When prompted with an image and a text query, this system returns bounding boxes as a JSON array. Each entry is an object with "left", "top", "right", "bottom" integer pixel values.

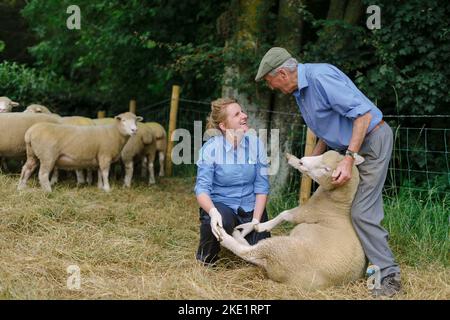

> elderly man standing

[{"left": 255, "top": 47, "right": 401, "bottom": 297}]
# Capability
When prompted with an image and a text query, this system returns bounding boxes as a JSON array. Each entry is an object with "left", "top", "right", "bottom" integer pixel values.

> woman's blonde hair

[{"left": 206, "top": 97, "right": 237, "bottom": 134}]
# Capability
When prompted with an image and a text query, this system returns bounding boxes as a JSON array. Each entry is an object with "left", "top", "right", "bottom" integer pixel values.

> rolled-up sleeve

[
  {"left": 254, "top": 138, "right": 270, "bottom": 195},
  {"left": 194, "top": 142, "right": 215, "bottom": 196},
  {"left": 315, "top": 73, "right": 371, "bottom": 119}
]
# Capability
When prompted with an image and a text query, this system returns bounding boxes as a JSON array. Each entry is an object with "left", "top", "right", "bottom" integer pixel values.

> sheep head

[
  {"left": 114, "top": 112, "right": 143, "bottom": 136},
  {"left": 0, "top": 97, "right": 19, "bottom": 112},
  {"left": 286, "top": 150, "right": 364, "bottom": 190},
  {"left": 24, "top": 104, "right": 52, "bottom": 114}
]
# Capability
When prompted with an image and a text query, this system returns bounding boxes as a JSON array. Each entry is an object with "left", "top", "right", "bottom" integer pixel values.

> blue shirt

[
  {"left": 293, "top": 63, "right": 383, "bottom": 150},
  {"left": 194, "top": 133, "right": 270, "bottom": 213}
]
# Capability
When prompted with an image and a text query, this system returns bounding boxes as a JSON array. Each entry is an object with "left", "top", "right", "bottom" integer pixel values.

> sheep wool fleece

[{"left": 351, "top": 122, "right": 400, "bottom": 278}]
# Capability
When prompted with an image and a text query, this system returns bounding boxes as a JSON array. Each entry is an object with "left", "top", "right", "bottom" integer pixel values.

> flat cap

[{"left": 255, "top": 47, "right": 292, "bottom": 81}]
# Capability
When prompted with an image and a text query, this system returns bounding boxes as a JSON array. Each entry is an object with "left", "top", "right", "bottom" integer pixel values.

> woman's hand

[{"left": 209, "top": 207, "right": 223, "bottom": 241}]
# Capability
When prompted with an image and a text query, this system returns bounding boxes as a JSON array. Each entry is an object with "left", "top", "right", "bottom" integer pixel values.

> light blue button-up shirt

[
  {"left": 194, "top": 133, "right": 270, "bottom": 213},
  {"left": 293, "top": 63, "right": 383, "bottom": 150}
]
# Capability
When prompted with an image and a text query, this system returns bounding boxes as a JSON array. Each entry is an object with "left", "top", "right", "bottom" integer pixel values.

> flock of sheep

[{"left": 0, "top": 96, "right": 167, "bottom": 192}]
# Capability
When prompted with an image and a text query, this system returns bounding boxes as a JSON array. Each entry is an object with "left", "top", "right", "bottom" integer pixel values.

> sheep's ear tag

[{"left": 354, "top": 154, "right": 365, "bottom": 166}]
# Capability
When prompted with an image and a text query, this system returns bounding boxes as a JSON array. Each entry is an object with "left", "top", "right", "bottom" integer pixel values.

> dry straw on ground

[{"left": 0, "top": 174, "right": 448, "bottom": 299}]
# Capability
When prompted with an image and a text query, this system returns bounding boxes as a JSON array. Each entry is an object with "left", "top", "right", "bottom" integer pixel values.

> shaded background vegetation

[{"left": 0, "top": 0, "right": 449, "bottom": 191}]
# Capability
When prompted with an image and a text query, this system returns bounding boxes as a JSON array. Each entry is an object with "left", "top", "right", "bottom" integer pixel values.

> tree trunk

[
  {"left": 269, "top": 0, "right": 305, "bottom": 195},
  {"left": 221, "top": 0, "right": 273, "bottom": 132}
]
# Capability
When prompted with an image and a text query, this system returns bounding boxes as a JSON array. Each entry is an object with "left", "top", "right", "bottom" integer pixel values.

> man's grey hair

[{"left": 269, "top": 57, "right": 298, "bottom": 76}]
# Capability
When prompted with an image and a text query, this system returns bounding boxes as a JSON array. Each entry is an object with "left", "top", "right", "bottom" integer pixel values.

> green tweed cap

[{"left": 255, "top": 47, "right": 292, "bottom": 81}]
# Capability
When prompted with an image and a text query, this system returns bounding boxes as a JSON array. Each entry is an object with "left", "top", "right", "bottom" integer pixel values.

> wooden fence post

[
  {"left": 97, "top": 110, "right": 106, "bottom": 119},
  {"left": 299, "top": 128, "right": 317, "bottom": 205},
  {"left": 129, "top": 99, "right": 136, "bottom": 114},
  {"left": 165, "top": 85, "right": 180, "bottom": 176}
]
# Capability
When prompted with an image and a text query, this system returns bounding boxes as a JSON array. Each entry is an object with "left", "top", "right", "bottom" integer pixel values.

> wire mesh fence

[{"left": 137, "top": 98, "right": 450, "bottom": 196}]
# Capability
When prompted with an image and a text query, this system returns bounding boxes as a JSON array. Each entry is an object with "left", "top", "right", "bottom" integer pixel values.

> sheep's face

[
  {"left": 24, "top": 104, "right": 51, "bottom": 114},
  {"left": 287, "top": 151, "right": 363, "bottom": 189},
  {"left": 115, "top": 112, "right": 143, "bottom": 136},
  {"left": 0, "top": 97, "right": 19, "bottom": 113}
]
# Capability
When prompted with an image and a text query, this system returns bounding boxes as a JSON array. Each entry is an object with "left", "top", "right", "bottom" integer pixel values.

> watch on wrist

[{"left": 345, "top": 149, "right": 358, "bottom": 159}]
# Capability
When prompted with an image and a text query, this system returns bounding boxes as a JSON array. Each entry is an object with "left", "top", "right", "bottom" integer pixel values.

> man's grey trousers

[{"left": 351, "top": 122, "right": 400, "bottom": 278}]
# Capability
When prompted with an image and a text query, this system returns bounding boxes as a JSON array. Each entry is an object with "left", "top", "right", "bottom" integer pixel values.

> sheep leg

[
  {"left": 141, "top": 156, "right": 147, "bottom": 178},
  {"left": 86, "top": 169, "right": 93, "bottom": 185},
  {"left": 123, "top": 160, "right": 134, "bottom": 188},
  {"left": 232, "top": 229, "right": 250, "bottom": 246},
  {"left": 38, "top": 162, "right": 55, "bottom": 193},
  {"left": 17, "top": 156, "right": 38, "bottom": 190},
  {"left": 147, "top": 152, "right": 156, "bottom": 185},
  {"left": 255, "top": 207, "right": 299, "bottom": 233},
  {"left": 99, "top": 161, "right": 111, "bottom": 192},
  {"left": 218, "top": 227, "right": 266, "bottom": 267},
  {"left": 97, "top": 169, "right": 103, "bottom": 189},
  {"left": 1, "top": 157, "right": 8, "bottom": 172},
  {"left": 75, "top": 170, "right": 86, "bottom": 185},
  {"left": 50, "top": 168, "right": 59, "bottom": 186},
  {"left": 158, "top": 151, "right": 165, "bottom": 176}
]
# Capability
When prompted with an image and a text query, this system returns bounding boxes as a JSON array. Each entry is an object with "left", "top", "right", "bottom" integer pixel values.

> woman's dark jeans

[{"left": 196, "top": 202, "right": 271, "bottom": 265}]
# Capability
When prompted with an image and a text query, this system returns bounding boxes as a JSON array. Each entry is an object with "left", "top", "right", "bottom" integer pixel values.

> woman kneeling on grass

[{"left": 194, "top": 97, "right": 271, "bottom": 266}]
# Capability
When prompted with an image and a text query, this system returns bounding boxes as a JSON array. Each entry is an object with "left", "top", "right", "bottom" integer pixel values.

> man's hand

[
  {"left": 234, "top": 218, "right": 259, "bottom": 237},
  {"left": 209, "top": 207, "right": 223, "bottom": 241},
  {"left": 331, "top": 156, "right": 354, "bottom": 186}
]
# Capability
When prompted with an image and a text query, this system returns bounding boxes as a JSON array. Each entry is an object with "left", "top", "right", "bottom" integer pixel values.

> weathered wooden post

[
  {"left": 97, "top": 110, "right": 106, "bottom": 119},
  {"left": 129, "top": 99, "right": 136, "bottom": 114},
  {"left": 299, "top": 128, "right": 317, "bottom": 205},
  {"left": 165, "top": 85, "right": 180, "bottom": 176}
]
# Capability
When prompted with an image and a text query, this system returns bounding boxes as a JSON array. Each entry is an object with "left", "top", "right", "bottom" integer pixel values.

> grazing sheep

[
  {"left": 93, "top": 118, "right": 115, "bottom": 125},
  {"left": 121, "top": 122, "right": 156, "bottom": 187},
  {"left": 218, "top": 151, "right": 366, "bottom": 291},
  {"left": 0, "top": 96, "right": 20, "bottom": 170},
  {"left": 24, "top": 104, "right": 52, "bottom": 114},
  {"left": 141, "top": 122, "right": 167, "bottom": 177},
  {"left": 50, "top": 116, "right": 97, "bottom": 185},
  {"left": 0, "top": 113, "right": 62, "bottom": 170},
  {"left": 0, "top": 96, "right": 19, "bottom": 113},
  {"left": 17, "top": 112, "right": 142, "bottom": 192}
]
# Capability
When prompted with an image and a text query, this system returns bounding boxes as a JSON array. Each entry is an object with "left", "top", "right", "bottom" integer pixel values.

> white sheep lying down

[
  {"left": 17, "top": 112, "right": 142, "bottom": 192},
  {"left": 218, "top": 151, "right": 366, "bottom": 291}
]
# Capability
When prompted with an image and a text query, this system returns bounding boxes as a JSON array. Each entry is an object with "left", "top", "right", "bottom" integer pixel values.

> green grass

[{"left": 384, "top": 190, "right": 449, "bottom": 267}]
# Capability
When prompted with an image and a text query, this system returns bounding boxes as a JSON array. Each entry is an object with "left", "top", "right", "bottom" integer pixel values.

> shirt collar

[
  {"left": 222, "top": 134, "right": 248, "bottom": 152},
  {"left": 297, "top": 63, "right": 309, "bottom": 91}
]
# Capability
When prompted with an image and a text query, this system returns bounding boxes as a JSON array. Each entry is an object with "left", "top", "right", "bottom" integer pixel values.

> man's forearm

[{"left": 348, "top": 112, "right": 372, "bottom": 153}]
